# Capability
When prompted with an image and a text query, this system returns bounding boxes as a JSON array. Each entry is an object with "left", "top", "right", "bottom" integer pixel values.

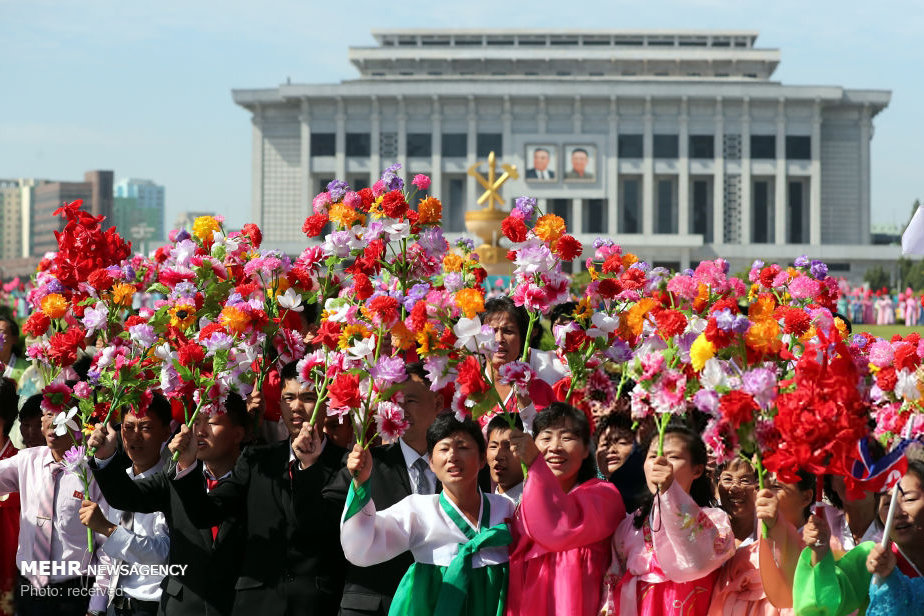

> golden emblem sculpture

[{"left": 464, "top": 151, "right": 518, "bottom": 274}]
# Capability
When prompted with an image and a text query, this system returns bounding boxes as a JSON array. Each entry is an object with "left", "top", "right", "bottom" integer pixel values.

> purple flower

[
  {"left": 175, "top": 229, "right": 191, "bottom": 242},
  {"left": 714, "top": 309, "right": 736, "bottom": 332},
  {"left": 403, "top": 283, "right": 430, "bottom": 311},
  {"left": 593, "top": 237, "right": 614, "bottom": 249},
  {"left": 810, "top": 260, "right": 828, "bottom": 280},
  {"left": 731, "top": 314, "right": 751, "bottom": 335},
  {"left": 417, "top": 227, "right": 447, "bottom": 258},
  {"left": 62, "top": 445, "right": 87, "bottom": 477},
  {"left": 170, "top": 281, "right": 197, "bottom": 299},
  {"left": 122, "top": 264, "right": 136, "bottom": 281},
  {"left": 326, "top": 180, "right": 350, "bottom": 202},
  {"left": 682, "top": 268, "right": 694, "bottom": 277},
  {"left": 456, "top": 238, "right": 475, "bottom": 253},
  {"left": 87, "top": 370, "right": 101, "bottom": 386},
  {"left": 751, "top": 259, "right": 765, "bottom": 271},
  {"left": 128, "top": 324, "right": 157, "bottom": 349},
  {"left": 82, "top": 304, "right": 108, "bottom": 336},
  {"left": 604, "top": 338, "right": 633, "bottom": 363},
  {"left": 693, "top": 389, "right": 719, "bottom": 415},
  {"left": 794, "top": 255, "right": 810, "bottom": 268},
  {"left": 47, "top": 279, "right": 66, "bottom": 294},
  {"left": 443, "top": 273, "right": 464, "bottom": 293},
  {"left": 380, "top": 163, "right": 404, "bottom": 192},
  {"left": 514, "top": 196, "right": 537, "bottom": 220},
  {"left": 372, "top": 356, "right": 408, "bottom": 386},
  {"left": 742, "top": 367, "right": 778, "bottom": 409}
]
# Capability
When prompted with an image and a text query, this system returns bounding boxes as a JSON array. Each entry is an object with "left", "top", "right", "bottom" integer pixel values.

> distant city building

[
  {"left": 0, "top": 178, "right": 47, "bottom": 260},
  {"left": 113, "top": 178, "right": 166, "bottom": 243},
  {"left": 234, "top": 29, "right": 895, "bottom": 281},
  {"left": 30, "top": 170, "right": 113, "bottom": 257}
]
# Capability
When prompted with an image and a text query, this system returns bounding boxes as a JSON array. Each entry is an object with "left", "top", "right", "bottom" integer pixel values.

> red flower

[
  {"left": 597, "top": 278, "right": 621, "bottom": 299},
  {"left": 314, "top": 320, "right": 342, "bottom": 350},
  {"left": 875, "top": 366, "right": 897, "bottom": 391},
  {"left": 619, "top": 268, "right": 647, "bottom": 291},
  {"left": 472, "top": 266, "right": 487, "bottom": 285},
  {"left": 124, "top": 315, "right": 147, "bottom": 328},
  {"left": 177, "top": 341, "right": 205, "bottom": 367},
  {"left": 48, "top": 328, "right": 86, "bottom": 366},
  {"left": 381, "top": 191, "right": 409, "bottom": 219},
  {"left": 406, "top": 300, "right": 428, "bottom": 333},
  {"left": 718, "top": 391, "right": 759, "bottom": 429},
  {"left": 159, "top": 268, "right": 196, "bottom": 288},
  {"left": 501, "top": 216, "right": 528, "bottom": 243},
  {"left": 366, "top": 295, "right": 400, "bottom": 328},
  {"left": 654, "top": 309, "right": 687, "bottom": 339},
  {"left": 704, "top": 318, "right": 734, "bottom": 349},
  {"left": 242, "top": 223, "right": 262, "bottom": 249},
  {"left": 87, "top": 269, "right": 114, "bottom": 291},
  {"left": 22, "top": 312, "right": 50, "bottom": 337},
  {"left": 198, "top": 323, "right": 227, "bottom": 341},
  {"left": 302, "top": 214, "right": 328, "bottom": 238},
  {"left": 709, "top": 298, "right": 739, "bottom": 316},
  {"left": 562, "top": 328, "right": 588, "bottom": 354},
  {"left": 893, "top": 342, "right": 919, "bottom": 372},
  {"left": 328, "top": 372, "right": 362, "bottom": 409},
  {"left": 759, "top": 265, "right": 782, "bottom": 288},
  {"left": 353, "top": 273, "right": 373, "bottom": 301},
  {"left": 456, "top": 356, "right": 489, "bottom": 398},
  {"left": 601, "top": 253, "right": 625, "bottom": 275},
  {"left": 554, "top": 235, "right": 582, "bottom": 261},
  {"left": 357, "top": 188, "right": 375, "bottom": 210}
]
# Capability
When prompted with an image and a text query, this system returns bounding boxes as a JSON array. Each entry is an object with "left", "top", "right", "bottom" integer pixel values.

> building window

[
  {"left": 789, "top": 181, "right": 804, "bottom": 243},
  {"left": 786, "top": 136, "right": 811, "bottom": 160},
  {"left": 310, "top": 133, "right": 336, "bottom": 156},
  {"left": 442, "top": 133, "right": 467, "bottom": 157},
  {"left": 407, "top": 133, "right": 432, "bottom": 157},
  {"left": 753, "top": 180, "right": 770, "bottom": 243},
  {"left": 549, "top": 199, "right": 571, "bottom": 229},
  {"left": 476, "top": 133, "right": 503, "bottom": 157},
  {"left": 692, "top": 180, "right": 712, "bottom": 242},
  {"left": 447, "top": 177, "right": 465, "bottom": 232},
  {"left": 346, "top": 133, "right": 370, "bottom": 157},
  {"left": 620, "top": 179, "right": 640, "bottom": 233},
  {"left": 656, "top": 179, "right": 677, "bottom": 234},
  {"left": 653, "top": 135, "right": 678, "bottom": 159},
  {"left": 618, "top": 134, "right": 643, "bottom": 158},
  {"left": 750, "top": 135, "right": 775, "bottom": 159},
  {"left": 689, "top": 135, "right": 714, "bottom": 159},
  {"left": 583, "top": 199, "right": 607, "bottom": 234}
]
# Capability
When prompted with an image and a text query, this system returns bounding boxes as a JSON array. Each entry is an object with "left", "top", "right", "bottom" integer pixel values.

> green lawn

[{"left": 854, "top": 324, "right": 924, "bottom": 339}]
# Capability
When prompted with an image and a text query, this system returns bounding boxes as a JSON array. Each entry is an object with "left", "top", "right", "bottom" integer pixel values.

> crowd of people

[{"left": 0, "top": 295, "right": 921, "bottom": 616}]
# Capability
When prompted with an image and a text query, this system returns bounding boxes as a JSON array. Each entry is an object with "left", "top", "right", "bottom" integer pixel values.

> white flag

[{"left": 902, "top": 205, "right": 924, "bottom": 255}]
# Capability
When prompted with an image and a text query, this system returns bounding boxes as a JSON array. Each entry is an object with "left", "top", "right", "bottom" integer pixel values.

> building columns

[
  {"left": 811, "top": 99, "right": 824, "bottom": 245},
  {"left": 466, "top": 96, "right": 477, "bottom": 212},
  {"left": 774, "top": 98, "right": 787, "bottom": 244},
  {"left": 678, "top": 97, "right": 690, "bottom": 236},
  {"left": 335, "top": 98, "right": 346, "bottom": 181},
  {"left": 740, "top": 97, "right": 751, "bottom": 245},
  {"left": 642, "top": 97, "right": 654, "bottom": 235},
  {"left": 712, "top": 97, "right": 725, "bottom": 245},
  {"left": 430, "top": 96, "right": 443, "bottom": 201},
  {"left": 251, "top": 104, "right": 264, "bottom": 228},
  {"left": 299, "top": 99, "right": 311, "bottom": 222},
  {"left": 607, "top": 96, "right": 619, "bottom": 235},
  {"left": 369, "top": 97, "right": 381, "bottom": 187},
  {"left": 397, "top": 96, "right": 407, "bottom": 181}
]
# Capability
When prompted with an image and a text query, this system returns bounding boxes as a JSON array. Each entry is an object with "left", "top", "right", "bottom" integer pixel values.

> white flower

[
  {"left": 277, "top": 288, "right": 304, "bottom": 312},
  {"left": 587, "top": 312, "right": 618, "bottom": 338},
  {"left": 896, "top": 369, "right": 921, "bottom": 401},
  {"left": 453, "top": 317, "right": 494, "bottom": 353},
  {"left": 383, "top": 221, "right": 411, "bottom": 242},
  {"left": 699, "top": 358, "right": 727, "bottom": 390},
  {"left": 348, "top": 335, "right": 377, "bottom": 361},
  {"left": 324, "top": 298, "right": 351, "bottom": 323},
  {"left": 154, "top": 343, "right": 174, "bottom": 361},
  {"left": 53, "top": 407, "right": 80, "bottom": 437}
]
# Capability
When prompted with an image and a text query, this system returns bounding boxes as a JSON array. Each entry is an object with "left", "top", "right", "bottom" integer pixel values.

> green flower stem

[
  {"left": 754, "top": 453, "right": 769, "bottom": 539},
  {"left": 656, "top": 412, "right": 671, "bottom": 456},
  {"left": 171, "top": 399, "right": 205, "bottom": 462},
  {"left": 520, "top": 312, "right": 538, "bottom": 363}
]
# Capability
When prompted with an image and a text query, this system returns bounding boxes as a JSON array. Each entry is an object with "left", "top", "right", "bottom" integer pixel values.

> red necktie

[{"left": 205, "top": 477, "right": 219, "bottom": 541}]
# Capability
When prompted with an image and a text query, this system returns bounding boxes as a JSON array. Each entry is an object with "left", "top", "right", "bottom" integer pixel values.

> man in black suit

[
  {"left": 170, "top": 362, "right": 347, "bottom": 616},
  {"left": 88, "top": 393, "right": 250, "bottom": 616},
  {"left": 323, "top": 362, "right": 443, "bottom": 616},
  {"left": 525, "top": 147, "right": 555, "bottom": 181}
]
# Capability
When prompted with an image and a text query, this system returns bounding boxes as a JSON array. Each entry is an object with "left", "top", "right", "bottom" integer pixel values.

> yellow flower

[
  {"left": 41, "top": 293, "right": 68, "bottom": 319},
  {"left": 417, "top": 197, "right": 443, "bottom": 224},
  {"left": 192, "top": 216, "right": 221, "bottom": 244},
  {"left": 218, "top": 305, "right": 248, "bottom": 334},
  {"left": 587, "top": 265, "right": 598, "bottom": 281},
  {"left": 868, "top": 363, "right": 880, "bottom": 375},
  {"left": 533, "top": 214, "right": 566, "bottom": 245},
  {"left": 443, "top": 253, "right": 464, "bottom": 273},
  {"left": 573, "top": 297, "right": 593, "bottom": 320},
  {"left": 416, "top": 323, "right": 438, "bottom": 355},
  {"left": 455, "top": 288, "right": 485, "bottom": 319},
  {"left": 339, "top": 324, "right": 371, "bottom": 350},
  {"left": 690, "top": 334, "right": 716, "bottom": 372},
  {"left": 170, "top": 301, "right": 198, "bottom": 329},
  {"left": 368, "top": 196, "right": 386, "bottom": 219},
  {"left": 110, "top": 283, "right": 135, "bottom": 307}
]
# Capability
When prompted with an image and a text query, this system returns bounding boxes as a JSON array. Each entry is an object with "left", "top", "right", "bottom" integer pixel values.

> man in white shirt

[
  {"left": 79, "top": 393, "right": 173, "bottom": 615},
  {"left": 486, "top": 414, "right": 524, "bottom": 505}
]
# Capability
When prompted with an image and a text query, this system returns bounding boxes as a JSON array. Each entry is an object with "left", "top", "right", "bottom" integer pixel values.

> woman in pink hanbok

[
  {"left": 506, "top": 403, "right": 626, "bottom": 616},
  {"left": 706, "top": 460, "right": 803, "bottom": 616},
  {"left": 600, "top": 423, "right": 735, "bottom": 616},
  {"left": 861, "top": 290, "right": 874, "bottom": 324},
  {"left": 904, "top": 288, "right": 921, "bottom": 325}
]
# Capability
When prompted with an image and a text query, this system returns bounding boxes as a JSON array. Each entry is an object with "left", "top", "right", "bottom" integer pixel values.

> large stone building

[{"left": 233, "top": 29, "right": 894, "bottom": 278}]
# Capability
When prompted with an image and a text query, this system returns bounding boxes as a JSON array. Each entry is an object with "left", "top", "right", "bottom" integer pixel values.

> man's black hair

[
  {"left": 73, "top": 355, "right": 92, "bottom": 382},
  {"left": 0, "top": 378, "right": 18, "bottom": 437},
  {"left": 486, "top": 413, "right": 523, "bottom": 441},
  {"left": 224, "top": 392, "right": 250, "bottom": 430},
  {"left": 18, "top": 394, "right": 42, "bottom": 422},
  {"left": 280, "top": 360, "right": 299, "bottom": 383},
  {"left": 549, "top": 302, "right": 577, "bottom": 326},
  {"left": 572, "top": 148, "right": 589, "bottom": 157},
  {"left": 533, "top": 147, "right": 550, "bottom": 156},
  {"left": 593, "top": 412, "right": 635, "bottom": 446},
  {"left": 143, "top": 392, "right": 172, "bottom": 428},
  {"left": 405, "top": 361, "right": 430, "bottom": 385},
  {"left": 426, "top": 414, "right": 486, "bottom": 456}
]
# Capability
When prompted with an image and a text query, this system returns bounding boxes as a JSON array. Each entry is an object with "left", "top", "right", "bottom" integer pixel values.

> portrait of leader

[
  {"left": 525, "top": 145, "right": 557, "bottom": 182},
  {"left": 564, "top": 145, "right": 596, "bottom": 181}
]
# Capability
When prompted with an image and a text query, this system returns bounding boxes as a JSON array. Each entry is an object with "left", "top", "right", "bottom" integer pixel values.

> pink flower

[
  {"left": 296, "top": 349, "right": 325, "bottom": 386},
  {"left": 375, "top": 401, "right": 409, "bottom": 443},
  {"left": 412, "top": 174, "right": 431, "bottom": 191},
  {"left": 650, "top": 370, "right": 687, "bottom": 414},
  {"left": 343, "top": 191, "right": 362, "bottom": 209},
  {"left": 868, "top": 340, "right": 894, "bottom": 368},
  {"left": 498, "top": 361, "right": 535, "bottom": 389},
  {"left": 312, "top": 192, "right": 331, "bottom": 215},
  {"left": 73, "top": 381, "right": 91, "bottom": 399},
  {"left": 666, "top": 274, "right": 698, "bottom": 300},
  {"left": 629, "top": 387, "right": 652, "bottom": 421},
  {"left": 703, "top": 418, "right": 737, "bottom": 465},
  {"left": 639, "top": 353, "right": 665, "bottom": 381},
  {"left": 788, "top": 275, "right": 819, "bottom": 300},
  {"left": 372, "top": 180, "right": 387, "bottom": 197}
]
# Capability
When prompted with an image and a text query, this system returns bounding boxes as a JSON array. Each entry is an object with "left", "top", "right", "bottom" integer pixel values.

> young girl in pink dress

[
  {"left": 506, "top": 402, "right": 626, "bottom": 616},
  {"left": 600, "top": 423, "right": 735, "bottom": 616}
]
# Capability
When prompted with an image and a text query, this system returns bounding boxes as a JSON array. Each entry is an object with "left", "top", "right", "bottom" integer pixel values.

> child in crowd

[
  {"left": 601, "top": 422, "right": 735, "bottom": 616},
  {"left": 485, "top": 414, "right": 525, "bottom": 505},
  {"left": 506, "top": 403, "right": 625, "bottom": 616},
  {"left": 15, "top": 395, "right": 44, "bottom": 449},
  {"left": 341, "top": 415, "right": 515, "bottom": 616}
]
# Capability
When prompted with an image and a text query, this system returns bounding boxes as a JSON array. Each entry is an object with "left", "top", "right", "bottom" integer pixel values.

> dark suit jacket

[
  {"left": 323, "top": 443, "right": 416, "bottom": 615},
  {"left": 90, "top": 451, "right": 245, "bottom": 616},
  {"left": 525, "top": 168, "right": 555, "bottom": 180},
  {"left": 172, "top": 439, "right": 346, "bottom": 616}
]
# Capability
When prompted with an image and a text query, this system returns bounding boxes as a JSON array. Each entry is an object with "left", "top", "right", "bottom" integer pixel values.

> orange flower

[
  {"left": 621, "top": 253, "right": 639, "bottom": 268},
  {"left": 416, "top": 323, "right": 438, "bottom": 355},
  {"left": 623, "top": 298, "right": 658, "bottom": 337},
  {"left": 390, "top": 322, "right": 416, "bottom": 352},
  {"left": 455, "top": 288, "right": 485, "bottom": 319},
  {"left": 534, "top": 214, "right": 566, "bottom": 245},
  {"left": 417, "top": 197, "right": 442, "bottom": 225},
  {"left": 329, "top": 202, "right": 362, "bottom": 228},
  {"left": 110, "top": 283, "right": 135, "bottom": 307},
  {"left": 745, "top": 318, "right": 781, "bottom": 354},
  {"left": 692, "top": 283, "right": 711, "bottom": 313},
  {"left": 749, "top": 293, "right": 777, "bottom": 323},
  {"left": 443, "top": 253, "right": 464, "bottom": 272},
  {"left": 41, "top": 293, "right": 68, "bottom": 319},
  {"left": 218, "top": 305, "right": 248, "bottom": 334},
  {"left": 573, "top": 297, "right": 593, "bottom": 320}
]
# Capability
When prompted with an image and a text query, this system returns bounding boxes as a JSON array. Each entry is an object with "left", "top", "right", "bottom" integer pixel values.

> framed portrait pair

[{"left": 525, "top": 144, "right": 596, "bottom": 183}]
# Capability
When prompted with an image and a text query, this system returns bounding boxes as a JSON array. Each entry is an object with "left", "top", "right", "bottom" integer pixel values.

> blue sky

[{"left": 1, "top": 0, "right": 921, "bottom": 231}]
